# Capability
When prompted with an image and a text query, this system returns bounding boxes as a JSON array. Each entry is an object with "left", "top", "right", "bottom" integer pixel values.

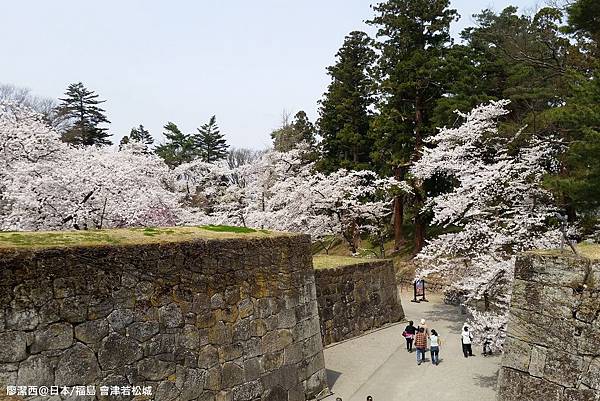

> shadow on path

[
  {"left": 326, "top": 369, "right": 342, "bottom": 388},
  {"left": 474, "top": 369, "right": 499, "bottom": 389},
  {"left": 419, "top": 301, "right": 466, "bottom": 335}
]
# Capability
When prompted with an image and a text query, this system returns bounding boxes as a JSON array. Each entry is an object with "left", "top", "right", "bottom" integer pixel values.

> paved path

[{"left": 322, "top": 288, "right": 501, "bottom": 401}]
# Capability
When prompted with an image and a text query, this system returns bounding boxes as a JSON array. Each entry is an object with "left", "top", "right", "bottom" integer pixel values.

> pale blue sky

[{"left": 1, "top": 0, "right": 540, "bottom": 149}]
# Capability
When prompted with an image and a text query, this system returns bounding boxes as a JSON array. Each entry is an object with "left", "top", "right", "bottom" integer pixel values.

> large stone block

[
  {"left": 0, "top": 331, "right": 27, "bottom": 363},
  {"left": 74, "top": 319, "right": 109, "bottom": 344},
  {"left": 31, "top": 322, "right": 73, "bottom": 353},
  {"left": 17, "top": 354, "right": 54, "bottom": 387},
  {"left": 98, "top": 332, "right": 143, "bottom": 370},
  {"left": 543, "top": 349, "right": 584, "bottom": 388},
  {"left": 497, "top": 367, "right": 563, "bottom": 401},
  {"left": 55, "top": 343, "right": 100, "bottom": 386},
  {"left": 137, "top": 356, "right": 176, "bottom": 380}
]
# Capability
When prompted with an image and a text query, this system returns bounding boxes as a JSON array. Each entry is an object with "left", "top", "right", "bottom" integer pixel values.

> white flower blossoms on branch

[
  {"left": 0, "top": 103, "right": 179, "bottom": 230},
  {"left": 1, "top": 102, "right": 410, "bottom": 258},
  {"left": 411, "top": 100, "right": 562, "bottom": 349},
  {"left": 175, "top": 143, "right": 411, "bottom": 250}
]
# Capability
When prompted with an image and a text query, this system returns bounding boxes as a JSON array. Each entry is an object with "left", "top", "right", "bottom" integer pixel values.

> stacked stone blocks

[
  {"left": 0, "top": 234, "right": 328, "bottom": 401},
  {"left": 498, "top": 252, "right": 600, "bottom": 401},
  {"left": 315, "top": 259, "right": 404, "bottom": 346}
]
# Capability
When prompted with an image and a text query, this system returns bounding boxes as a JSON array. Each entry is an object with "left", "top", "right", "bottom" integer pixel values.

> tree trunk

[
  {"left": 352, "top": 218, "right": 360, "bottom": 253},
  {"left": 393, "top": 166, "right": 406, "bottom": 250},
  {"left": 393, "top": 195, "right": 404, "bottom": 250},
  {"left": 414, "top": 210, "right": 425, "bottom": 254},
  {"left": 413, "top": 94, "right": 426, "bottom": 253}
]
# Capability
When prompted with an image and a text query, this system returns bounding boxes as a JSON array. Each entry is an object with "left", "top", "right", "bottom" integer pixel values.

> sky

[{"left": 1, "top": 0, "right": 541, "bottom": 149}]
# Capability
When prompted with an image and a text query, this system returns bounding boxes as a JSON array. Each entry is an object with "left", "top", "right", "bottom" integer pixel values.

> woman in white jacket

[{"left": 461, "top": 326, "right": 473, "bottom": 358}]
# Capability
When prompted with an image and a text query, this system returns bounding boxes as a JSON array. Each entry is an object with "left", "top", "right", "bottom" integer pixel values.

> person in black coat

[{"left": 403, "top": 320, "right": 417, "bottom": 352}]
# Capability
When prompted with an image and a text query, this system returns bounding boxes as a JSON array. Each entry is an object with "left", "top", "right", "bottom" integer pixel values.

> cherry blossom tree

[
  {"left": 1, "top": 102, "right": 410, "bottom": 259},
  {"left": 411, "top": 100, "right": 562, "bottom": 350},
  {"left": 1, "top": 103, "right": 180, "bottom": 230},
  {"left": 173, "top": 143, "right": 410, "bottom": 254}
]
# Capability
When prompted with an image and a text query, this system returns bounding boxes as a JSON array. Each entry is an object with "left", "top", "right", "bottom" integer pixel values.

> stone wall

[
  {"left": 497, "top": 252, "right": 600, "bottom": 401},
  {"left": 315, "top": 260, "right": 404, "bottom": 346},
  {"left": 0, "top": 234, "right": 328, "bottom": 401}
]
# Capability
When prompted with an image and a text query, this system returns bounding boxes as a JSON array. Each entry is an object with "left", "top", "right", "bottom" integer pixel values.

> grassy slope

[
  {"left": 313, "top": 255, "right": 386, "bottom": 269},
  {"left": 0, "top": 225, "right": 277, "bottom": 249},
  {"left": 313, "top": 234, "right": 417, "bottom": 280},
  {"left": 529, "top": 243, "right": 600, "bottom": 260}
]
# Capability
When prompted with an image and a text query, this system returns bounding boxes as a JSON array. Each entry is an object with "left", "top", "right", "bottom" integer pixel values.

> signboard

[
  {"left": 411, "top": 279, "right": 428, "bottom": 303},
  {"left": 415, "top": 279, "right": 424, "bottom": 296}
]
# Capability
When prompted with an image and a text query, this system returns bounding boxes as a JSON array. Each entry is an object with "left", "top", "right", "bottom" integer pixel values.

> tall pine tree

[
  {"left": 194, "top": 116, "right": 229, "bottom": 163},
  {"left": 129, "top": 124, "right": 154, "bottom": 146},
  {"left": 155, "top": 122, "right": 195, "bottom": 167},
  {"left": 368, "top": 0, "right": 458, "bottom": 252},
  {"left": 317, "top": 31, "right": 376, "bottom": 172},
  {"left": 434, "top": 7, "right": 572, "bottom": 132},
  {"left": 543, "top": 0, "right": 600, "bottom": 233},
  {"left": 57, "top": 82, "right": 112, "bottom": 146},
  {"left": 271, "top": 110, "right": 317, "bottom": 152},
  {"left": 120, "top": 124, "right": 154, "bottom": 152}
]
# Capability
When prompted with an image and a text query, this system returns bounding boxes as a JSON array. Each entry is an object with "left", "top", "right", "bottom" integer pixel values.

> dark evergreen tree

[
  {"left": 367, "top": 0, "right": 458, "bottom": 252},
  {"left": 194, "top": 116, "right": 229, "bottom": 163},
  {"left": 271, "top": 110, "right": 317, "bottom": 152},
  {"left": 129, "top": 124, "right": 154, "bottom": 146},
  {"left": 291, "top": 111, "right": 316, "bottom": 144},
  {"left": 434, "top": 7, "right": 572, "bottom": 132},
  {"left": 543, "top": 0, "right": 600, "bottom": 233},
  {"left": 119, "top": 125, "right": 154, "bottom": 152},
  {"left": 119, "top": 135, "right": 130, "bottom": 150},
  {"left": 57, "top": 82, "right": 112, "bottom": 146},
  {"left": 155, "top": 122, "right": 195, "bottom": 167},
  {"left": 566, "top": 0, "right": 600, "bottom": 49},
  {"left": 317, "top": 31, "right": 376, "bottom": 172}
]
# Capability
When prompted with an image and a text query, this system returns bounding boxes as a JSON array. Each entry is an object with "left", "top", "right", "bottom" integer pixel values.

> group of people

[{"left": 402, "top": 319, "right": 484, "bottom": 365}]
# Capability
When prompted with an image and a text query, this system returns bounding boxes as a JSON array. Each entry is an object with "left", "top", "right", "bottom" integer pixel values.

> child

[{"left": 430, "top": 329, "right": 441, "bottom": 365}]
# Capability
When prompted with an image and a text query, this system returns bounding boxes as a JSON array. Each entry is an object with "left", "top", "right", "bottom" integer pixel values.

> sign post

[{"left": 411, "top": 279, "right": 428, "bottom": 303}]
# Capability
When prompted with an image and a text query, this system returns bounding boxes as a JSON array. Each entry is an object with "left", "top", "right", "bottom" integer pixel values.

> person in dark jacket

[{"left": 403, "top": 320, "right": 417, "bottom": 352}]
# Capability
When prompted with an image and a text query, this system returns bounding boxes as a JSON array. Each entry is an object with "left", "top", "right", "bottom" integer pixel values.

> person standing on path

[
  {"left": 430, "top": 329, "right": 441, "bottom": 365},
  {"left": 417, "top": 318, "right": 429, "bottom": 335},
  {"left": 461, "top": 326, "right": 474, "bottom": 358},
  {"left": 403, "top": 321, "right": 417, "bottom": 352},
  {"left": 415, "top": 327, "right": 428, "bottom": 365}
]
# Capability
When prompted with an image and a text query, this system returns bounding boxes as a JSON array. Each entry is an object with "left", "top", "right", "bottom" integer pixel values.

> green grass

[
  {"left": 0, "top": 232, "right": 120, "bottom": 247},
  {"left": 313, "top": 255, "right": 384, "bottom": 269},
  {"left": 531, "top": 243, "right": 600, "bottom": 260},
  {"left": 0, "top": 225, "right": 278, "bottom": 249},
  {"left": 130, "top": 227, "right": 178, "bottom": 237},
  {"left": 200, "top": 225, "right": 259, "bottom": 234},
  {"left": 578, "top": 243, "right": 600, "bottom": 259}
]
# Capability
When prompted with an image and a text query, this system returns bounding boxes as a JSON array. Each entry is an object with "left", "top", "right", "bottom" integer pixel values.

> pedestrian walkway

[{"left": 322, "top": 288, "right": 501, "bottom": 401}]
